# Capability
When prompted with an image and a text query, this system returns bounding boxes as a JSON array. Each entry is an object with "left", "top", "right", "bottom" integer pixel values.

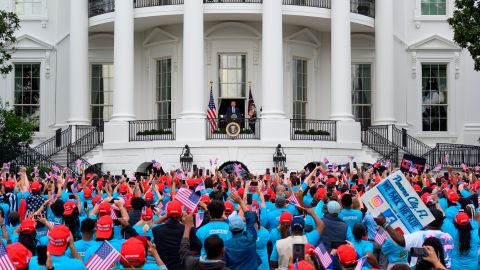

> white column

[
  {"left": 181, "top": 0, "right": 204, "bottom": 118},
  {"left": 330, "top": 0, "right": 353, "bottom": 121},
  {"left": 261, "top": 0, "right": 284, "bottom": 118},
  {"left": 67, "top": 0, "right": 90, "bottom": 125},
  {"left": 374, "top": 0, "right": 396, "bottom": 125},
  {"left": 111, "top": 0, "right": 135, "bottom": 121}
]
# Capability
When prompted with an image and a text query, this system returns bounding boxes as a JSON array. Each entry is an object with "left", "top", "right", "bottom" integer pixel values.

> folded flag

[
  {"left": 85, "top": 241, "right": 120, "bottom": 270},
  {"left": 374, "top": 227, "right": 388, "bottom": 245},
  {"left": 433, "top": 164, "right": 442, "bottom": 172},
  {"left": 312, "top": 243, "right": 332, "bottom": 269},
  {"left": 287, "top": 193, "right": 301, "bottom": 207},
  {"left": 195, "top": 181, "right": 205, "bottom": 193},
  {"left": 176, "top": 188, "right": 200, "bottom": 212},
  {"left": 0, "top": 241, "right": 15, "bottom": 270},
  {"left": 195, "top": 212, "right": 204, "bottom": 228},
  {"left": 354, "top": 256, "right": 367, "bottom": 270}
]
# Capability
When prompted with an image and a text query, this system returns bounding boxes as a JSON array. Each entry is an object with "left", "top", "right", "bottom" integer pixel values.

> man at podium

[{"left": 226, "top": 100, "right": 240, "bottom": 115}]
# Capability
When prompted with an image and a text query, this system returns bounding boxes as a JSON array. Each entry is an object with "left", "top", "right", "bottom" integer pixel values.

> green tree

[
  {"left": 0, "top": 106, "right": 37, "bottom": 146},
  {"left": 0, "top": 11, "right": 20, "bottom": 74},
  {"left": 448, "top": 0, "right": 480, "bottom": 71}
]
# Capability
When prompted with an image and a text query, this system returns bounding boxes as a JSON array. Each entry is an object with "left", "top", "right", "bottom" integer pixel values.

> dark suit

[{"left": 226, "top": 107, "right": 239, "bottom": 115}]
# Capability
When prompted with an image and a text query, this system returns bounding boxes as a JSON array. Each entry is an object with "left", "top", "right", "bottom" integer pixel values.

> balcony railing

[
  {"left": 88, "top": 0, "right": 375, "bottom": 18},
  {"left": 129, "top": 119, "right": 176, "bottom": 141},
  {"left": 351, "top": 0, "right": 375, "bottom": 18},
  {"left": 282, "top": 0, "right": 330, "bottom": 8},
  {"left": 290, "top": 119, "right": 337, "bottom": 141},
  {"left": 423, "top": 143, "right": 480, "bottom": 168},
  {"left": 207, "top": 118, "right": 260, "bottom": 140}
]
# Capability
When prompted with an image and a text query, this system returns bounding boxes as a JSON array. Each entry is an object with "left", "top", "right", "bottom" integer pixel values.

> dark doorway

[{"left": 217, "top": 98, "right": 245, "bottom": 119}]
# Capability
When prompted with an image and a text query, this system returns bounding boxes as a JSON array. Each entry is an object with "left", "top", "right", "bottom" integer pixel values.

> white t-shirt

[{"left": 404, "top": 229, "right": 454, "bottom": 268}]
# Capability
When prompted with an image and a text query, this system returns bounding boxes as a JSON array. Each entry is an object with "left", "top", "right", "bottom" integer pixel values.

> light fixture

[
  {"left": 180, "top": 145, "right": 193, "bottom": 172},
  {"left": 273, "top": 144, "right": 286, "bottom": 171}
]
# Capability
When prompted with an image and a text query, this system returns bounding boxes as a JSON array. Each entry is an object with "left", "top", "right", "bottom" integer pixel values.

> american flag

[
  {"left": 72, "top": 182, "right": 78, "bottom": 194},
  {"left": 312, "top": 243, "right": 332, "bottom": 269},
  {"left": 287, "top": 193, "right": 301, "bottom": 207},
  {"left": 433, "top": 164, "right": 442, "bottom": 172},
  {"left": 374, "top": 227, "right": 388, "bottom": 245},
  {"left": 152, "top": 160, "right": 161, "bottom": 170},
  {"left": 461, "top": 163, "right": 468, "bottom": 171},
  {"left": 195, "top": 212, "right": 204, "bottom": 228},
  {"left": 85, "top": 241, "right": 120, "bottom": 270},
  {"left": 75, "top": 159, "right": 83, "bottom": 168},
  {"left": 207, "top": 85, "right": 217, "bottom": 132},
  {"left": 0, "top": 242, "right": 15, "bottom": 270},
  {"left": 176, "top": 188, "right": 200, "bottom": 212},
  {"left": 444, "top": 151, "right": 449, "bottom": 164},
  {"left": 195, "top": 181, "right": 205, "bottom": 192},
  {"left": 385, "top": 160, "right": 391, "bottom": 168},
  {"left": 323, "top": 158, "right": 329, "bottom": 164},
  {"left": 110, "top": 209, "right": 118, "bottom": 220},
  {"left": 354, "top": 256, "right": 367, "bottom": 270},
  {"left": 292, "top": 260, "right": 300, "bottom": 270},
  {"left": 475, "top": 165, "right": 480, "bottom": 172}
]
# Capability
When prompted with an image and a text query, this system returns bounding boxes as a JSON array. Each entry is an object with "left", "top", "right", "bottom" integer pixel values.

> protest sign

[
  {"left": 361, "top": 171, "right": 434, "bottom": 234},
  {"left": 400, "top": 154, "right": 426, "bottom": 173}
]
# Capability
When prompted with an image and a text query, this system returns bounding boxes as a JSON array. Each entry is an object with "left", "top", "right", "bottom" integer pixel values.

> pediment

[
  {"left": 13, "top": 34, "right": 52, "bottom": 50},
  {"left": 408, "top": 35, "right": 461, "bottom": 51},
  {"left": 286, "top": 28, "right": 320, "bottom": 47},
  {"left": 143, "top": 27, "right": 178, "bottom": 47},
  {"left": 205, "top": 22, "right": 261, "bottom": 39}
]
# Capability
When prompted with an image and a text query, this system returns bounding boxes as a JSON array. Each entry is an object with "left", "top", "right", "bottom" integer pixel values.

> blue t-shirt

[
  {"left": 83, "top": 239, "right": 125, "bottom": 263},
  {"left": 29, "top": 255, "right": 86, "bottom": 270},
  {"left": 352, "top": 239, "right": 374, "bottom": 268},
  {"left": 338, "top": 208, "right": 363, "bottom": 230},
  {"left": 314, "top": 200, "right": 325, "bottom": 219},
  {"left": 65, "top": 239, "right": 96, "bottom": 261},
  {"left": 196, "top": 221, "right": 232, "bottom": 256},
  {"left": 256, "top": 227, "right": 270, "bottom": 270},
  {"left": 381, "top": 238, "right": 409, "bottom": 264},
  {"left": 362, "top": 213, "right": 377, "bottom": 241},
  {"left": 442, "top": 219, "right": 480, "bottom": 270},
  {"left": 133, "top": 225, "right": 154, "bottom": 239},
  {"left": 265, "top": 208, "right": 289, "bottom": 230},
  {"left": 269, "top": 228, "right": 282, "bottom": 245}
]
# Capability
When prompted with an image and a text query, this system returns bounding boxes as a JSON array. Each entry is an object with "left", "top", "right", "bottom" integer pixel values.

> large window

[
  {"left": 218, "top": 54, "right": 246, "bottom": 98},
  {"left": 293, "top": 58, "right": 307, "bottom": 121},
  {"left": 156, "top": 58, "right": 172, "bottom": 127},
  {"left": 421, "top": 0, "right": 446, "bottom": 15},
  {"left": 15, "top": 0, "right": 42, "bottom": 16},
  {"left": 352, "top": 64, "right": 372, "bottom": 128},
  {"left": 91, "top": 64, "right": 114, "bottom": 127},
  {"left": 422, "top": 64, "right": 448, "bottom": 131},
  {"left": 14, "top": 63, "right": 40, "bottom": 131}
]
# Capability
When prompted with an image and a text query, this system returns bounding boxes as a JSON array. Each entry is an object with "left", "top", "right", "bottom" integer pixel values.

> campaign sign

[
  {"left": 361, "top": 171, "right": 434, "bottom": 234},
  {"left": 400, "top": 154, "right": 427, "bottom": 173}
]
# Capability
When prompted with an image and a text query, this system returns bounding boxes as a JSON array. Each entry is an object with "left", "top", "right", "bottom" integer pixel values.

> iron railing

[
  {"left": 350, "top": 0, "right": 375, "bottom": 18},
  {"left": 283, "top": 0, "right": 330, "bottom": 8},
  {"left": 67, "top": 126, "right": 104, "bottom": 175},
  {"left": 129, "top": 119, "right": 176, "bottom": 141},
  {"left": 33, "top": 126, "right": 72, "bottom": 158},
  {"left": 203, "top": 0, "right": 262, "bottom": 3},
  {"left": 392, "top": 125, "right": 432, "bottom": 157},
  {"left": 12, "top": 145, "right": 68, "bottom": 173},
  {"left": 88, "top": 0, "right": 115, "bottom": 17},
  {"left": 135, "top": 0, "right": 184, "bottom": 8},
  {"left": 290, "top": 119, "right": 337, "bottom": 141},
  {"left": 361, "top": 128, "right": 399, "bottom": 166},
  {"left": 367, "top": 125, "right": 389, "bottom": 141},
  {"left": 423, "top": 143, "right": 480, "bottom": 168},
  {"left": 207, "top": 118, "right": 260, "bottom": 140}
]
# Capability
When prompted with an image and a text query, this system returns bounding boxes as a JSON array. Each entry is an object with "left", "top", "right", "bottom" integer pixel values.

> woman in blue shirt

[{"left": 352, "top": 223, "right": 380, "bottom": 269}]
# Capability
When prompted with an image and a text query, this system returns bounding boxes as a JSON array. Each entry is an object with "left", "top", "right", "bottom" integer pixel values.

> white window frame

[
  {"left": 292, "top": 57, "right": 308, "bottom": 121},
  {"left": 11, "top": 0, "right": 48, "bottom": 22},
  {"left": 90, "top": 63, "right": 114, "bottom": 127},
  {"left": 351, "top": 63, "right": 373, "bottom": 128},
  {"left": 156, "top": 58, "right": 172, "bottom": 121},
  {"left": 415, "top": 0, "right": 451, "bottom": 22},
  {"left": 12, "top": 62, "right": 41, "bottom": 131},
  {"left": 420, "top": 63, "right": 448, "bottom": 132}
]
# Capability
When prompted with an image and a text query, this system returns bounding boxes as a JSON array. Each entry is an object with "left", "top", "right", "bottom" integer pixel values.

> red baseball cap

[
  {"left": 145, "top": 192, "right": 154, "bottom": 201},
  {"left": 47, "top": 225, "right": 70, "bottom": 256},
  {"left": 237, "top": 188, "right": 245, "bottom": 197},
  {"left": 119, "top": 184, "right": 128, "bottom": 194},
  {"left": 120, "top": 237, "right": 146, "bottom": 267},
  {"left": 83, "top": 187, "right": 92, "bottom": 199},
  {"left": 200, "top": 194, "right": 211, "bottom": 204},
  {"left": 20, "top": 219, "right": 37, "bottom": 234},
  {"left": 63, "top": 201, "right": 77, "bottom": 216},
  {"left": 224, "top": 201, "right": 234, "bottom": 215},
  {"left": 186, "top": 178, "right": 196, "bottom": 187},
  {"left": 448, "top": 190, "right": 459, "bottom": 203},
  {"left": 455, "top": 212, "right": 470, "bottom": 225},
  {"left": 4, "top": 181, "right": 15, "bottom": 189},
  {"left": 413, "top": 185, "right": 421, "bottom": 192},
  {"left": 288, "top": 260, "right": 315, "bottom": 270},
  {"left": 31, "top": 181, "right": 42, "bottom": 192},
  {"left": 279, "top": 211, "right": 293, "bottom": 225},
  {"left": 167, "top": 200, "right": 182, "bottom": 218},
  {"left": 96, "top": 215, "right": 114, "bottom": 239},
  {"left": 421, "top": 193, "right": 433, "bottom": 204},
  {"left": 141, "top": 206, "right": 154, "bottom": 221},
  {"left": 6, "top": 242, "right": 32, "bottom": 269},
  {"left": 92, "top": 195, "right": 102, "bottom": 206},
  {"left": 337, "top": 244, "right": 357, "bottom": 266},
  {"left": 316, "top": 187, "right": 327, "bottom": 199},
  {"left": 125, "top": 198, "right": 132, "bottom": 209},
  {"left": 98, "top": 201, "right": 111, "bottom": 216}
]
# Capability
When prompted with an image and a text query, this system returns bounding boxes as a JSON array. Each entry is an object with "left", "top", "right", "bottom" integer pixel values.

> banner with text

[
  {"left": 361, "top": 171, "right": 434, "bottom": 234},
  {"left": 400, "top": 154, "right": 427, "bottom": 173}
]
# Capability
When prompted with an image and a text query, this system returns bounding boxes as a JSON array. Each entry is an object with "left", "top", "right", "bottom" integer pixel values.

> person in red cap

[
  {"left": 26, "top": 181, "right": 47, "bottom": 218},
  {"left": 6, "top": 242, "right": 32, "bottom": 270},
  {"left": 83, "top": 215, "right": 126, "bottom": 263},
  {"left": 2, "top": 180, "right": 17, "bottom": 212},
  {"left": 337, "top": 244, "right": 360, "bottom": 269},
  {"left": 224, "top": 201, "right": 234, "bottom": 217},
  {"left": 63, "top": 198, "right": 82, "bottom": 239},
  {"left": 28, "top": 225, "right": 85, "bottom": 269},
  {"left": 444, "top": 190, "right": 460, "bottom": 220},
  {"left": 268, "top": 211, "right": 292, "bottom": 246},
  {"left": 119, "top": 237, "right": 168, "bottom": 269},
  {"left": 132, "top": 206, "right": 154, "bottom": 239},
  {"left": 152, "top": 200, "right": 202, "bottom": 270}
]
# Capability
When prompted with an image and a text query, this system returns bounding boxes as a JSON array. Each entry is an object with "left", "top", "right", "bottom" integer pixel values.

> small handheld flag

[
  {"left": 287, "top": 193, "right": 301, "bottom": 207},
  {"left": 85, "top": 241, "right": 120, "bottom": 270},
  {"left": 0, "top": 242, "right": 15, "bottom": 270},
  {"left": 312, "top": 243, "right": 332, "bottom": 269},
  {"left": 176, "top": 188, "right": 201, "bottom": 212},
  {"left": 374, "top": 227, "right": 388, "bottom": 245},
  {"left": 354, "top": 256, "right": 367, "bottom": 270}
]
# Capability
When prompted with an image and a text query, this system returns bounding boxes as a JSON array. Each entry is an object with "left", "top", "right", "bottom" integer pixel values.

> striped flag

[
  {"left": 195, "top": 212, "right": 204, "bottom": 228},
  {"left": 287, "top": 193, "right": 300, "bottom": 207},
  {"left": 312, "top": 243, "right": 332, "bottom": 269},
  {"left": 323, "top": 158, "right": 329, "bottom": 164},
  {"left": 475, "top": 165, "right": 480, "bottom": 172},
  {"left": 110, "top": 209, "right": 118, "bottom": 220},
  {"left": 444, "top": 151, "right": 449, "bottom": 164},
  {"left": 292, "top": 260, "right": 300, "bottom": 270},
  {"left": 461, "top": 163, "right": 468, "bottom": 171},
  {"left": 176, "top": 188, "right": 201, "bottom": 212},
  {"left": 85, "top": 241, "right": 120, "bottom": 270},
  {"left": 433, "top": 164, "right": 442, "bottom": 172},
  {"left": 385, "top": 160, "right": 391, "bottom": 168},
  {"left": 207, "top": 85, "right": 218, "bottom": 132},
  {"left": 195, "top": 180, "right": 205, "bottom": 192},
  {"left": 374, "top": 227, "right": 388, "bottom": 245},
  {"left": 0, "top": 242, "right": 15, "bottom": 270},
  {"left": 354, "top": 256, "right": 367, "bottom": 270}
]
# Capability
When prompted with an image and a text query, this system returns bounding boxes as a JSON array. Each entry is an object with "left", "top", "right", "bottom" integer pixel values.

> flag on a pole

[
  {"left": 292, "top": 260, "right": 300, "bottom": 270},
  {"left": 207, "top": 85, "right": 218, "bottom": 132},
  {"left": 195, "top": 212, "right": 204, "bottom": 228},
  {"left": 461, "top": 163, "right": 468, "bottom": 171},
  {"left": 0, "top": 242, "right": 15, "bottom": 270},
  {"left": 85, "top": 241, "right": 120, "bottom": 270},
  {"left": 176, "top": 188, "right": 201, "bottom": 212},
  {"left": 354, "top": 256, "right": 367, "bottom": 270},
  {"left": 287, "top": 193, "right": 301, "bottom": 207},
  {"left": 312, "top": 243, "right": 332, "bottom": 269},
  {"left": 475, "top": 165, "right": 480, "bottom": 172},
  {"left": 433, "top": 164, "right": 442, "bottom": 172},
  {"left": 323, "top": 158, "right": 329, "bottom": 164},
  {"left": 152, "top": 160, "right": 161, "bottom": 170},
  {"left": 195, "top": 181, "right": 205, "bottom": 192},
  {"left": 374, "top": 227, "right": 388, "bottom": 245},
  {"left": 248, "top": 83, "right": 257, "bottom": 117},
  {"left": 385, "top": 160, "right": 391, "bottom": 168},
  {"left": 444, "top": 151, "right": 449, "bottom": 164}
]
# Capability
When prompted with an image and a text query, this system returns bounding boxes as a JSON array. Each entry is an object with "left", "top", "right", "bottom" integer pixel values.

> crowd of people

[{"left": 0, "top": 161, "right": 479, "bottom": 270}]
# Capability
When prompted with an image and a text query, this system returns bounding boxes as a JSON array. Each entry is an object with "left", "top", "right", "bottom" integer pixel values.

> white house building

[{"left": 1, "top": 0, "right": 480, "bottom": 175}]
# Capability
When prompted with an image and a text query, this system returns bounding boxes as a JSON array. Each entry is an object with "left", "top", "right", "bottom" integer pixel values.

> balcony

[
  {"left": 88, "top": 0, "right": 375, "bottom": 18},
  {"left": 128, "top": 119, "right": 176, "bottom": 141},
  {"left": 290, "top": 119, "right": 337, "bottom": 141},
  {"left": 206, "top": 118, "right": 260, "bottom": 140}
]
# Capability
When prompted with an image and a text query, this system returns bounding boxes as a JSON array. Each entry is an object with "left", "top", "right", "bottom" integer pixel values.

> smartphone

[
  {"left": 292, "top": 243, "right": 305, "bottom": 262},
  {"left": 83, "top": 201, "right": 88, "bottom": 210},
  {"left": 353, "top": 162, "right": 357, "bottom": 169},
  {"left": 199, "top": 168, "right": 204, "bottom": 177},
  {"left": 206, "top": 169, "right": 210, "bottom": 176},
  {"left": 247, "top": 193, "right": 253, "bottom": 205},
  {"left": 122, "top": 169, "right": 126, "bottom": 175},
  {"left": 444, "top": 172, "right": 449, "bottom": 179},
  {"left": 37, "top": 245, "right": 47, "bottom": 265},
  {"left": 266, "top": 168, "right": 270, "bottom": 175},
  {"left": 272, "top": 167, "right": 276, "bottom": 173},
  {"left": 193, "top": 164, "right": 198, "bottom": 172},
  {"left": 5, "top": 173, "right": 9, "bottom": 179},
  {"left": 410, "top": 247, "right": 428, "bottom": 257},
  {"left": 102, "top": 180, "right": 107, "bottom": 188},
  {"left": 68, "top": 194, "right": 75, "bottom": 200}
]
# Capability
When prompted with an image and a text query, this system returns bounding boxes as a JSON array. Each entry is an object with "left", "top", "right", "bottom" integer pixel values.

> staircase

[{"left": 49, "top": 149, "right": 68, "bottom": 167}]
